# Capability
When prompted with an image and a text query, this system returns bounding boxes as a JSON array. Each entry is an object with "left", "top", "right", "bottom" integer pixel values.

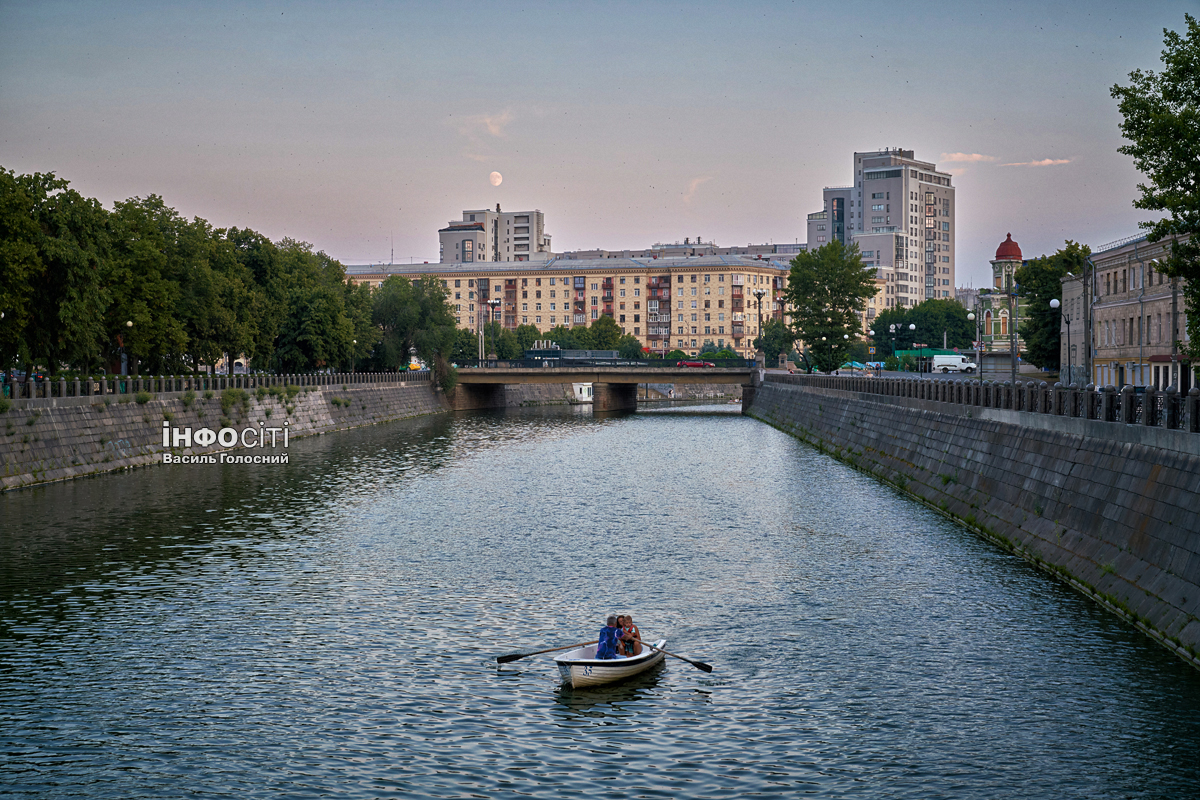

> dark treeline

[{"left": 0, "top": 168, "right": 456, "bottom": 384}]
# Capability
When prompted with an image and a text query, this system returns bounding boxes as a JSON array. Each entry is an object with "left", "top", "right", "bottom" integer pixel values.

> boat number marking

[{"left": 583, "top": 666, "right": 592, "bottom": 676}]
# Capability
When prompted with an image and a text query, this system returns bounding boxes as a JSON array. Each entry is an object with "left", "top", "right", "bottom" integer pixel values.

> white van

[{"left": 931, "top": 354, "right": 977, "bottom": 373}]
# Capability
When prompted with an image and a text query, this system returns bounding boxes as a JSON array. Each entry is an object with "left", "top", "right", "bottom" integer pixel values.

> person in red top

[{"left": 621, "top": 614, "right": 642, "bottom": 656}]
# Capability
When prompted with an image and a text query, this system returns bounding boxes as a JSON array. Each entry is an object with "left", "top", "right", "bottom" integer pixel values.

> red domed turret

[{"left": 995, "top": 233, "right": 1022, "bottom": 261}]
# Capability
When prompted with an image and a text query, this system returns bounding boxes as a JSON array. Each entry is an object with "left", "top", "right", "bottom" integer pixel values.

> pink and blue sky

[{"left": 0, "top": 0, "right": 1191, "bottom": 287}]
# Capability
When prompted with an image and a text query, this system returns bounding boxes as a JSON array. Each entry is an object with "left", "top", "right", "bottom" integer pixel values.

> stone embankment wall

[
  {"left": 1, "top": 377, "right": 443, "bottom": 491},
  {"left": 745, "top": 375, "right": 1200, "bottom": 669}
]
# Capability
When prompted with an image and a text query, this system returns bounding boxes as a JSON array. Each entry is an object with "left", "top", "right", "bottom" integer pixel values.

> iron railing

[{"left": 762, "top": 373, "right": 1200, "bottom": 434}]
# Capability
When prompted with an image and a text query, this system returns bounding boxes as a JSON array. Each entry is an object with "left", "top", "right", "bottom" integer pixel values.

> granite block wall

[
  {"left": 0, "top": 383, "right": 445, "bottom": 491},
  {"left": 746, "top": 379, "right": 1200, "bottom": 669}
]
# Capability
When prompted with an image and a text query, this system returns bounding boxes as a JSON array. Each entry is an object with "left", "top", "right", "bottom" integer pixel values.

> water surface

[{"left": 2, "top": 405, "right": 1197, "bottom": 798}]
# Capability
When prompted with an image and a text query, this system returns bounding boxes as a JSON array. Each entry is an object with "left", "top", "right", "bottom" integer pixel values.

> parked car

[
  {"left": 679, "top": 360, "right": 716, "bottom": 368},
  {"left": 931, "top": 354, "right": 977, "bottom": 373}
]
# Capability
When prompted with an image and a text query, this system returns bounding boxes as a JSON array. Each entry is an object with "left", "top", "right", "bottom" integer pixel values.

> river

[{"left": 1, "top": 405, "right": 1197, "bottom": 798}]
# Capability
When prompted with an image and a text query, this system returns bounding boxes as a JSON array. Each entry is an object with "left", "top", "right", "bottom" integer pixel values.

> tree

[
  {"left": 752, "top": 318, "right": 795, "bottom": 364},
  {"left": 589, "top": 315, "right": 621, "bottom": 349},
  {"left": 1014, "top": 241, "right": 1091, "bottom": 370},
  {"left": 616, "top": 335, "right": 643, "bottom": 359},
  {"left": 0, "top": 169, "right": 45, "bottom": 374},
  {"left": 783, "top": 240, "right": 878, "bottom": 373},
  {"left": 666, "top": 349, "right": 687, "bottom": 359},
  {"left": 451, "top": 327, "right": 478, "bottom": 361},
  {"left": 905, "top": 299, "right": 974, "bottom": 352},
  {"left": 1112, "top": 13, "right": 1200, "bottom": 360},
  {"left": 514, "top": 323, "right": 540, "bottom": 353}
]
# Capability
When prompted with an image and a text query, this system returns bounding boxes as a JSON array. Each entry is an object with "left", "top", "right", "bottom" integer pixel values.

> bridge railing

[
  {"left": 763, "top": 373, "right": 1200, "bottom": 434},
  {"left": 1, "top": 369, "right": 431, "bottom": 407},
  {"left": 454, "top": 358, "right": 755, "bottom": 369}
]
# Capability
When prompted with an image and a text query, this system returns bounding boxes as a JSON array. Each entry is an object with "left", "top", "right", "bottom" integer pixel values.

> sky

[{"left": 0, "top": 0, "right": 1192, "bottom": 288}]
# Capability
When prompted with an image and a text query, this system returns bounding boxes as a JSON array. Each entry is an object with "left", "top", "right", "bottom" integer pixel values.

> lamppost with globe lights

[
  {"left": 967, "top": 311, "right": 982, "bottom": 382},
  {"left": 868, "top": 329, "right": 876, "bottom": 375},
  {"left": 487, "top": 298, "right": 501, "bottom": 360},
  {"left": 1050, "top": 298, "right": 1072, "bottom": 385},
  {"left": 120, "top": 320, "right": 132, "bottom": 379},
  {"left": 909, "top": 322, "right": 921, "bottom": 375},
  {"left": 752, "top": 288, "right": 767, "bottom": 360}
]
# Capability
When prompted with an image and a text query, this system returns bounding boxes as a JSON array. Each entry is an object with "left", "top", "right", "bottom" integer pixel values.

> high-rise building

[
  {"left": 806, "top": 149, "right": 956, "bottom": 307},
  {"left": 438, "top": 206, "right": 552, "bottom": 263}
]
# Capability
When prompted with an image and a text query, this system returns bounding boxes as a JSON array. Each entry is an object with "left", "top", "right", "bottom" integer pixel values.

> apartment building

[
  {"left": 1090, "top": 233, "right": 1192, "bottom": 391},
  {"left": 806, "top": 148, "right": 956, "bottom": 308},
  {"left": 345, "top": 255, "right": 789, "bottom": 358},
  {"left": 556, "top": 239, "right": 805, "bottom": 260},
  {"left": 438, "top": 206, "right": 552, "bottom": 263}
]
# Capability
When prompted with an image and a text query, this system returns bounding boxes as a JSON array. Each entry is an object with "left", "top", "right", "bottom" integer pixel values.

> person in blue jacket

[{"left": 596, "top": 615, "right": 626, "bottom": 659}]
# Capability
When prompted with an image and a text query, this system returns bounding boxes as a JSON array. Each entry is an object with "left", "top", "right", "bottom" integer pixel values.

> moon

[{"left": 489, "top": 171, "right": 503, "bottom": 186}]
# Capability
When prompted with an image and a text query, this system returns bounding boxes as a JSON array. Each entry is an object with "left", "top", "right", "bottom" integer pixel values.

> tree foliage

[
  {"left": 869, "top": 299, "right": 973, "bottom": 358},
  {"left": 752, "top": 318, "right": 795, "bottom": 365},
  {"left": 0, "top": 167, "right": 458, "bottom": 379},
  {"left": 783, "top": 240, "right": 878, "bottom": 372},
  {"left": 1014, "top": 241, "right": 1091, "bottom": 370},
  {"left": 1111, "top": 13, "right": 1200, "bottom": 359}
]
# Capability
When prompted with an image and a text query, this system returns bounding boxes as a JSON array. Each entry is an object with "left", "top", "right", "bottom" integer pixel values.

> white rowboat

[{"left": 554, "top": 639, "right": 668, "bottom": 688}]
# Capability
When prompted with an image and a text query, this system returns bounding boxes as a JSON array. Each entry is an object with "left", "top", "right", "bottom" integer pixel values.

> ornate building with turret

[{"left": 974, "top": 234, "right": 1029, "bottom": 357}]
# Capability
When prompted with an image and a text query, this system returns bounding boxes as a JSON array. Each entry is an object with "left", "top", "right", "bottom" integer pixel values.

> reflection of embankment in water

[
  {"left": 637, "top": 401, "right": 742, "bottom": 416},
  {"left": 553, "top": 662, "right": 666, "bottom": 716}
]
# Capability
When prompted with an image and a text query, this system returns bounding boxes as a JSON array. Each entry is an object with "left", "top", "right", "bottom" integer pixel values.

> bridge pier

[
  {"left": 447, "top": 383, "right": 506, "bottom": 411},
  {"left": 592, "top": 383, "right": 638, "bottom": 413},
  {"left": 740, "top": 383, "right": 756, "bottom": 413}
]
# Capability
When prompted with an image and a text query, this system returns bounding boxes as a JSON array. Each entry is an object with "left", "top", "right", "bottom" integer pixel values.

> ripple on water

[{"left": 1, "top": 408, "right": 1198, "bottom": 798}]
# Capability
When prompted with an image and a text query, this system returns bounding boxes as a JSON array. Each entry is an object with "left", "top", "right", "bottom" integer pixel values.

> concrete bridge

[{"left": 451, "top": 366, "right": 756, "bottom": 412}]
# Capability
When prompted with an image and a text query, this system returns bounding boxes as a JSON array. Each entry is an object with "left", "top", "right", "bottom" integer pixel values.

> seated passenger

[
  {"left": 596, "top": 615, "right": 625, "bottom": 659},
  {"left": 622, "top": 614, "right": 642, "bottom": 656}
]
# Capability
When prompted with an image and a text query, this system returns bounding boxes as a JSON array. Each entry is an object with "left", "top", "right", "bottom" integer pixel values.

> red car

[{"left": 679, "top": 360, "right": 716, "bottom": 367}]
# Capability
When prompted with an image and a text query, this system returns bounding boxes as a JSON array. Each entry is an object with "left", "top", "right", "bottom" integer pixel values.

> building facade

[
  {"left": 1089, "top": 234, "right": 1192, "bottom": 391},
  {"left": 438, "top": 206, "right": 552, "bottom": 263},
  {"left": 345, "top": 255, "right": 790, "bottom": 358},
  {"left": 971, "top": 234, "right": 1030, "bottom": 377},
  {"left": 806, "top": 148, "right": 956, "bottom": 308}
]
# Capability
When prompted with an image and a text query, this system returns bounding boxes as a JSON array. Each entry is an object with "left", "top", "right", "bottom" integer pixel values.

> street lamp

[
  {"left": 967, "top": 312, "right": 982, "bottom": 382},
  {"left": 889, "top": 323, "right": 896, "bottom": 363},
  {"left": 1050, "top": 298, "right": 1072, "bottom": 385},
  {"left": 120, "top": 320, "right": 132, "bottom": 378},
  {"left": 752, "top": 288, "right": 767, "bottom": 360},
  {"left": 487, "top": 297, "right": 501, "bottom": 360},
  {"left": 908, "top": 323, "right": 920, "bottom": 374}
]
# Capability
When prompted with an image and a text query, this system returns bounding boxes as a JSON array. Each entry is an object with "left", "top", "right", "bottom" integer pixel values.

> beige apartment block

[
  {"left": 1090, "top": 233, "right": 1192, "bottom": 391},
  {"left": 807, "top": 148, "right": 956, "bottom": 308},
  {"left": 345, "top": 255, "right": 791, "bottom": 357},
  {"left": 438, "top": 206, "right": 552, "bottom": 263}
]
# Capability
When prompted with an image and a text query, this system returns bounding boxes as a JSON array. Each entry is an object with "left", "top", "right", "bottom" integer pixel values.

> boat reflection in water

[{"left": 553, "top": 662, "right": 667, "bottom": 716}]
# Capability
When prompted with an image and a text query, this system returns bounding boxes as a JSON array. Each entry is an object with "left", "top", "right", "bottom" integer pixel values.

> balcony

[
  {"left": 731, "top": 275, "right": 745, "bottom": 286},
  {"left": 731, "top": 287, "right": 744, "bottom": 298},
  {"left": 732, "top": 325, "right": 745, "bottom": 338}
]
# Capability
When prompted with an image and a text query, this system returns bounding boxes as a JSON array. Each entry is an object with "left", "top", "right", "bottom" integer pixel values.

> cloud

[
  {"left": 682, "top": 176, "right": 712, "bottom": 203},
  {"left": 1000, "top": 158, "right": 1072, "bottom": 167},
  {"left": 940, "top": 152, "right": 997, "bottom": 163},
  {"left": 479, "top": 110, "right": 514, "bottom": 137},
  {"left": 945, "top": 168, "right": 969, "bottom": 177}
]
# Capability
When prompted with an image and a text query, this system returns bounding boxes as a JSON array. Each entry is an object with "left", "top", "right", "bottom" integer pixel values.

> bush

[
  {"left": 0, "top": 398, "right": 10, "bottom": 414},
  {"left": 135, "top": 391, "right": 152, "bottom": 404},
  {"left": 181, "top": 389, "right": 196, "bottom": 409},
  {"left": 220, "top": 388, "right": 249, "bottom": 417},
  {"left": 884, "top": 355, "right": 899, "bottom": 371}
]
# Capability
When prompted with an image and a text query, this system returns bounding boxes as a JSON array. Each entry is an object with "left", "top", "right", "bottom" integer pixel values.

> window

[
  {"left": 550, "top": 303, "right": 556, "bottom": 310},
  {"left": 872, "top": 204, "right": 885, "bottom": 211},
  {"left": 634, "top": 314, "right": 640, "bottom": 323},
  {"left": 620, "top": 315, "right": 626, "bottom": 322},
  {"left": 620, "top": 289, "right": 626, "bottom": 297},
  {"left": 522, "top": 303, "right": 528, "bottom": 310},
  {"left": 536, "top": 316, "right": 541, "bottom": 324},
  {"left": 535, "top": 303, "right": 541, "bottom": 311},
  {"left": 591, "top": 283, "right": 598, "bottom": 290},
  {"left": 591, "top": 309, "right": 598, "bottom": 320},
  {"left": 634, "top": 288, "right": 640, "bottom": 296}
]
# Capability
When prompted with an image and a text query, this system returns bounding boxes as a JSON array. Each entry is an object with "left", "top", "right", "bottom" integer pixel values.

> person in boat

[
  {"left": 596, "top": 615, "right": 626, "bottom": 659},
  {"left": 621, "top": 614, "right": 642, "bottom": 656}
]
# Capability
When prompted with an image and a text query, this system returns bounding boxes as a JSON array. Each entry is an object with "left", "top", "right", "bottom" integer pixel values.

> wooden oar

[
  {"left": 496, "top": 640, "right": 597, "bottom": 664},
  {"left": 633, "top": 637, "right": 713, "bottom": 673}
]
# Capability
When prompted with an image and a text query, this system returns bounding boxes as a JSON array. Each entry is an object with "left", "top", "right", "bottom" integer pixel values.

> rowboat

[{"left": 554, "top": 638, "right": 667, "bottom": 688}]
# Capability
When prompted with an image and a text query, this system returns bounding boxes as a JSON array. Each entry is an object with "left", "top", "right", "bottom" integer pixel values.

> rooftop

[{"left": 344, "top": 254, "right": 792, "bottom": 276}]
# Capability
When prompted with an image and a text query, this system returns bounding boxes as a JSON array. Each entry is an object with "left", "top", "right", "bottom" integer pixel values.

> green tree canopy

[
  {"left": 1014, "top": 241, "right": 1091, "bottom": 370},
  {"left": 1112, "top": 13, "right": 1200, "bottom": 360},
  {"left": 783, "top": 240, "right": 878, "bottom": 373},
  {"left": 752, "top": 318, "right": 795, "bottom": 365},
  {"left": 616, "top": 334, "right": 644, "bottom": 359},
  {"left": 589, "top": 315, "right": 621, "bottom": 349}
]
